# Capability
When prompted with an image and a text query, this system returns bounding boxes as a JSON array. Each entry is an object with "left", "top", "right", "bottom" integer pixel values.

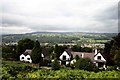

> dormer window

[{"left": 97, "top": 56, "right": 101, "bottom": 60}]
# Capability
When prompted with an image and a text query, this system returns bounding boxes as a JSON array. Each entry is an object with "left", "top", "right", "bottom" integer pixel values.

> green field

[
  {"left": 1, "top": 60, "right": 120, "bottom": 79},
  {"left": 2, "top": 32, "right": 117, "bottom": 45}
]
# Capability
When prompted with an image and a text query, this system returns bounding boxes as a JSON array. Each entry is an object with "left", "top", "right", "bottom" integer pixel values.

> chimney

[
  {"left": 95, "top": 49, "right": 97, "bottom": 55},
  {"left": 81, "top": 53, "right": 84, "bottom": 58}
]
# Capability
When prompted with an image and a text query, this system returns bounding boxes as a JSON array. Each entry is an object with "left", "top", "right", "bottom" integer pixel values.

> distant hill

[{"left": 2, "top": 32, "right": 117, "bottom": 44}]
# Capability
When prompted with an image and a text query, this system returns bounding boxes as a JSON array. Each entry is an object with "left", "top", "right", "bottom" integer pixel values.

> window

[
  {"left": 27, "top": 58, "right": 30, "bottom": 60},
  {"left": 97, "top": 56, "right": 101, "bottom": 60},
  {"left": 22, "top": 57, "right": 24, "bottom": 59},
  {"left": 63, "top": 55, "right": 66, "bottom": 60}
]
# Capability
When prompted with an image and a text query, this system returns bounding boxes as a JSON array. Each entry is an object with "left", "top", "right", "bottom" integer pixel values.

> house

[
  {"left": 20, "top": 49, "right": 32, "bottom": 63},
  {"left": 94, "top": 49, "right": 106, "bottom": 68},
  {"left": 59, "top": 49, "right": 107, "bottom": 68},
  {"left": 20, "top": 48, "right": 50, "bottom": 64},
  {"left": 59, "top": 49, "right": 73, "bottom": 65}
]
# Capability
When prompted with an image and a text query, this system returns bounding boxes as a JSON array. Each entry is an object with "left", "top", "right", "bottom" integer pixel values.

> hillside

[{"left": 2, "top": 32, "right": 117, "bottom": 45}]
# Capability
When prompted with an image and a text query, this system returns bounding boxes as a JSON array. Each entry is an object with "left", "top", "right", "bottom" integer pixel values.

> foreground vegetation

[{"left": 2, "top": 60, "right": 120, "bottom": 79}]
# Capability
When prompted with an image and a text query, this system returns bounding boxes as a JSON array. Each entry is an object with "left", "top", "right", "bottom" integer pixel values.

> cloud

[{"left": 1, "top": 0, "right": 119, "bottom": 34}]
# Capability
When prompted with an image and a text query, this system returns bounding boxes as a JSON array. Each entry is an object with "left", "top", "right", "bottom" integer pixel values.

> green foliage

[
  {"left": 2, "top": 45, "right": 16, "bottom": 60},
  {"left": 75, "top": 55, "right": 80, "bottom": 61},
  {"left": 113, "top": 49, "right": 120, "bottom": 67},
  {"left": 71, "top": 45, "right": 92, "bottom": 52},
  {"left": 51, "top": 59, "right": 60, "bottom": 70},
  {"left": 74, "top": 58, "right": 98, "bottom": 71},
  {"left": 25, "top": 69, "right": 120, "bottom": 79},
  {"left": 108, "top": 33, "right": 120, "bottom": 67},
  {"left": 2, "top": 32, "right": 115, "bottom": 45},
  {"left": 106, "top": 66, "right": 117, "bottom": 71},
  {"left": 31, "top": 40, "right": 42, "bottom": 64},
  {"left": 2, "top": 60, "right": 120, "bottom": 79},
  {"left": 2, "top": 60, "right": 35, "bottom": 79}
]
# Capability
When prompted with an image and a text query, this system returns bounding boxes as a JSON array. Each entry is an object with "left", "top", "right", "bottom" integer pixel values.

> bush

[
  {"left": 106, "top": 66, "right": 117, "bottom": 71},
  {"left": 51, "top": 59, "right": 60, "bottom": 70},
  {"left": 74, "top": 58, "right": 98, "bottom": 71}
]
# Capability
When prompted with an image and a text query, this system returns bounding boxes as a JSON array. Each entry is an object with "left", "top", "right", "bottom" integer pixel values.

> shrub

[
  {"left": 51, "top": 59, "right": 60, "bottom": 70},
  {"left": 106, "top": 66, "right": 117, "bottom": 71},
  {"left": 74, "top": 58, "right": 98, "bottom": 71}
]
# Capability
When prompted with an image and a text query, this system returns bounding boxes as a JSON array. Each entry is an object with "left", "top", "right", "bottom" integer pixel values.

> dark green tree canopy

[
  {"left": 16, "top": 38, "right": 34, "bottom": 53},
  {"left": 75, "top": 58, "right": 97, "bottom": 71},
  {"left": 31, "top": 40, "right": 42, "bottom": 64},
  {"left": 104, "top": 33, "right": 120, "bottom": 67}
]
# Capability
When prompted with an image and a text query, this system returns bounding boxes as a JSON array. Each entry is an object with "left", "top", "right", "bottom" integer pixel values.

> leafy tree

[
  {"left": 75, "top": 58, "right": 98, "bottom": 71},
  {"left": 31, "top": 40, "right": 42, "bottom": 64},
  {"left": 82, "top": 47, "right": 92, "bottom": 52},
  {"left": 71, "top": 45, "right": 81, "bottom": 52},
  {"left": 113, "top": 49, "right": 120, "bottom": 67},
  {"left": 109, "top": 33, "right": 120, "bottom": 67},
  {"left": 2, "top": 45, "right": 16, "bottom": 60},
  {"left": 16, "top": 38, "right": 34, "bottom": 60},
  {"left": 103, "top": 33, "right": 120, "bottom": 67}
]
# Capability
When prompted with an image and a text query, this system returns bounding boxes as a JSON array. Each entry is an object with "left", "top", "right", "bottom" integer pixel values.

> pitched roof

[
  {"left": 65, "top": 48, "right": 72, "bottom": 56},
  {"left": 71, "top": 52, "right": 94, "bottom": 62},
  {"left": 23, "top": 49, "right": 32, "bottom": 56},
  {"left": 41, "top": 48, "right": 50, "bottom": 60}
]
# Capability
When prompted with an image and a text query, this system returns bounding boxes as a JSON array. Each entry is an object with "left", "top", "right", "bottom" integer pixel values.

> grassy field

[
  {"left": 2, "top": 32, "right": 116, "bottom": 45},
  {"left": 1, "top": 60, "right": 120, "bottom": 79}
]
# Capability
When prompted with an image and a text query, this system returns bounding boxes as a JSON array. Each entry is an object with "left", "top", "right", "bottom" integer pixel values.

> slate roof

[
  {"left": 71, "top": 52, "right": 95, "bottom": 62},
  {"left": 23, "top": 49, "right": 32, "bottom": 56},
  {"left": 65, "top": 48, "right": 72, "bottom": 56},
  {"left": 41, "top": 48, "right": 50, "bottom": 60}
]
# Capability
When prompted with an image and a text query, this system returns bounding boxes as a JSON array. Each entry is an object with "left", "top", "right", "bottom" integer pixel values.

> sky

[{"left": 1, "top": 0, "right": 119, "bottom": 34}]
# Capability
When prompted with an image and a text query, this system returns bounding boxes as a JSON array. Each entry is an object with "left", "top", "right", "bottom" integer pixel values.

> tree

[
  {"left": 16, "top": 38, "right": 34, "bottom": 60},
  {"left": 71, "top": 45, "right": 81, "bottom": 52},
  {"left": 31, "top": 40, "right": 42, "bottom": 64},
  {"left": 75, "top": 58, "right": 98, "bottom": 71},
  {"left": 110, "top": 33, "right": 120, "bottom": 67},
  {"left": 103, "top": 33, "right": 120, "bottom": 67},
  {"left": 113, "top": 49, "right": 120, "bottom": 67}
]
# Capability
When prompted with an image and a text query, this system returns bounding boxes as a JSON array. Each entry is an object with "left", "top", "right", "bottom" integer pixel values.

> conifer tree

[{"left": 31, "top": 40, "right": 42, "bottom": 64}]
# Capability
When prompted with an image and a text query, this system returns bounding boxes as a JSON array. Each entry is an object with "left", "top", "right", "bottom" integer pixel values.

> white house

[
  {"left": 20, "top": 48, "right": 50, "bottom": 64},
  {"left": 59, "top": 49, "right": 107, "bottom": 68},
  {"left": 94, "top": 50, "right": 106, "bottom": 68},
  {"left": 59, "top": 49, "right": 72, "bottom": 65},
  {"left": 20, "top": 49, "right": 32, "bottom": 63}
]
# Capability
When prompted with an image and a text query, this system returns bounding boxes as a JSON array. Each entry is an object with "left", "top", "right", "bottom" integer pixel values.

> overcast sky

[{"left": 1, "top": 0, "right": 119, "bottom": 34}]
